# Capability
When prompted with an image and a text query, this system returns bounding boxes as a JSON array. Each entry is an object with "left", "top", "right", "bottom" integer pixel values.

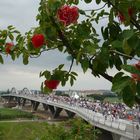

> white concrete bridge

[{"left": 1, "top": 87, "right": 140, "bottom": 140}]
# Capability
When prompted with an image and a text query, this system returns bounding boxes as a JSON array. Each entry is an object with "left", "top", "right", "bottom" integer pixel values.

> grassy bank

[
  {"left": 0, "top": 108, "right": 33, "bottom": 120},
  {"left": 0, "top": 122, "right": 48, "bottom": 140},
  {"left": 0, "top": 119, "right": 101, "bottom": 140}
]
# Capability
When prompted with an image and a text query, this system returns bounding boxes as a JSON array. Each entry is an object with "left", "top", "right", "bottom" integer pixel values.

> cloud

[{"left": 0, "top": 0, "right": 39, "bottom": 32}]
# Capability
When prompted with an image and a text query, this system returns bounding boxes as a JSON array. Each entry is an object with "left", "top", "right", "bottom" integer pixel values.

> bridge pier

[
  {"left": 42, "top": 103, "right": 48, "bottom": 111},
  {"left": 53, "top": 107, "right": 63, "bottom": 118},
  {"left": 16, "top": 97, "right": 21, "bottom": 106},
  {"left": 22, "top": 99, "right": 26, "bottom": 107},
  {"left": 112, "top": 133, "right": 121, "bottom": 140},
  {"left": 48, "top": 105, "right": 55, "bottom": 115},
  {"left": 8, "top": 96, "right": 14, "bottom": 102},
  {"left": 65, "top": 110, "right": 75, "bottom": 118},
  {"left": 47, "top": 105, "right": 76, "bottom": 119},
  {"left": 31, "top": 101, "right": 40, "bottom": 111}
]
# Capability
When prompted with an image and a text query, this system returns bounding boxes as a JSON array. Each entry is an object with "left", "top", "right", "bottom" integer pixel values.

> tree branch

[
  {"left": 110, "top": 50, "right": 140, "bottom": 61},
  {"left": 29, "top": 47, "right": 57, "bottom": 58},
  {"left": 68, "top": 58, "right": 74, "bottom": 73},
  {"left": 88, "top": 61, "right": 113, "bottom": 82}
]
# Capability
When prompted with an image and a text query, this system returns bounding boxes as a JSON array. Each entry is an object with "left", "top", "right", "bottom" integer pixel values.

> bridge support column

[
  {"left": 33, "top": 102, "right": 40, "bottom": 111},
  {"left": 65, "top": 110, "right": 75, "bottom": 118},
  {"left": 31, "top": 101, "right": 40, "bottom": 111},
  {"left": 17, "top": 97, "right": 21, "bottom": 106},
  {"left": 22, "top": 99, "right": 26, "bottom": 107},
  {"left": 53, "top": 107, "right": 63, "bottom": 118},
  {"left": 112, "top": 133, "right": 121, "bottom": 140},
  {"left": 48, "top": 105, "right": 55, "bottom": 115},
  {"left": 42, "top": 104, "right": 48, "bottom": 111}
]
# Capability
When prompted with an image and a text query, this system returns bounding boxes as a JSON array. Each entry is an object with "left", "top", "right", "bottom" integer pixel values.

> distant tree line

[
  {"left": 0, "top": 89, "right": 10, "bottom": 95},
  {"left": 87, "top": 92, "right": 117, "bottom": 101}
]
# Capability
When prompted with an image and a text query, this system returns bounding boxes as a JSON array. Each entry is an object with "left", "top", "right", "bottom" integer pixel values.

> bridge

[{"left": 1, "top": 87, "right": 140, "bottom": 140}]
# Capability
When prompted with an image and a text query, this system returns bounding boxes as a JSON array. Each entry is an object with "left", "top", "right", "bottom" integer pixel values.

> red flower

[
  {"left": 44, "top": 80, "right": 60, "bottom": 89},
  {"left": 135, "top": 61, "right": 140, "bottom": 70},
  {"left": 5, "top": 42, "right": 14, "bottom": 54},
  {"left": 128, "top": 7, "right": 134, "bottom": 17},
  {"left": 57, "top": 5, "right": 79, "bottom": 26},
  {"left": 131, "top": 61, "right": 140, "bottom": 81},
  {"left": 31, "top": 34, "right": 45, "bottom": 48},
  {"left": 131, "top": 74, "right": 140, "bottom": 82},
  {"left": 118, "top": 12, "right": 125, "bottom": 22}
]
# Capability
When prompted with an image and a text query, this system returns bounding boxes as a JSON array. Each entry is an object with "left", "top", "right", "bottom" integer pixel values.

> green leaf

[
  {"left": 77, "top": 22, "right": 91, "bottom": 39},
  {"left": 112, "top": 76, "right": 131, "bottom": 93},
  {"left": 81, "top": 58, "right": 89, "bottom": 73},
  {"left": 70, "top": 77, "right": 74, "bottom": 86},
  {"left": 101, "top": 27, "right": 108, "bottom": 40},
  {"left": 109, "top": 8, "right": 114, "bottom": 23},
  {"left": 9, "top": 33, "right": 14, "bottom": 41},
  {"left": 122, "top": 30, "right": 134, "bottom": 39},
  {"left": 41, "top": 70, "right": 51, "bottom": 79},
  {"left": 58, "top": 64, "right": 64, "bottom": 70},
  {"left": 122, "top": 39, "right": 132, "bottom": 55},
  {"left": 112, "top": 72, "right": 124, "bottom": 84},
  {"left": 70, "top": 74, "right": 76, "bottom": 80},
  {"left": 122, "top": 86, "right": 135, "bottom": 108},
  {"left": 109, "top": 23, "right": 119, "bottom": 40},
  {"left": 96, "top": 0, "right": 101, "bottom": 4},
  {"left": 84, "top": 0, "right": 92, "bottom": 3},
  {"left": 111, "top": 40, "right": 123, "bottom": 50},
  {"left": 0, "top": 55, "right": 4, "bottom": 64},
  {"left": 7, "top": 25, "right": 15, "bottom": 30},
  {"left": 76, "top": 51, "right": 82, "bottom": 65},
  {"left": 41, "top": 82, "right": 44, "bottom": 92},
  {"left": 43, "top": 86, "right": 52, "bottom": 94},
  {"left": 39, "top": 71, "right": 42, "bottom": 77},
  {"left": 13, "top": 30, "right": 20, "bottom": 34},
  {"left": 71, "top": 72, "right": 78, "bottom": 76},
  {"left": 127, "top": 35, "right": 140, "bottom": 50},
  {"left": 114, "top": 55, "right": 122, "bottom": 71},
  {"left": 11, "top": 53, "right": 15, "bottom": 61},
  {"left": 23, "top": 53, "right": 29, "bottom": 65},
  {"left": 79, "top": 10, "right": 86, "bottom": 15},
  {"left": 61, "top": 79, "right": 66, "bottom": 86},
  {"left": 136, "top": 82, "right": 140, "bottom": 97},
  {"left": 121, "top": 64, "right": 140, "bottom": 75}
]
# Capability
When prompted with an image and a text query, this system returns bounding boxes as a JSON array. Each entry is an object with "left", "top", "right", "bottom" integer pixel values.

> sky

[{"left": 0, "top": 0, "right": 115, "bottom": 91}]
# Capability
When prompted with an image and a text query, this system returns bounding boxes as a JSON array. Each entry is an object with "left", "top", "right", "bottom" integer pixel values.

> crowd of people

[{"left": 18, "top": 91, "right": 140, "bottom": 123}]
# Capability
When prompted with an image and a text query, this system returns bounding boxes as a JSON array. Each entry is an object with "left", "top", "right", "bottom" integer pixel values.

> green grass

[
  {"left": 0, "top": 122, "right": 49, "bottom": 140},
  {"left": 0, "top": 118, "right": 101, "bottom": 140},
  {"left": 104, "top": 97, "right": 123, "bottom": 103},
  {"left": 0, "top": 108, "right": 33, "bottom": 120}
]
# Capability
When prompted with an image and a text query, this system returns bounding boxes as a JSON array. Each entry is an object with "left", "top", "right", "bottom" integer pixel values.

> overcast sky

[{"left": 0, "top": 0, "right": 115, "bottom": 91}]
